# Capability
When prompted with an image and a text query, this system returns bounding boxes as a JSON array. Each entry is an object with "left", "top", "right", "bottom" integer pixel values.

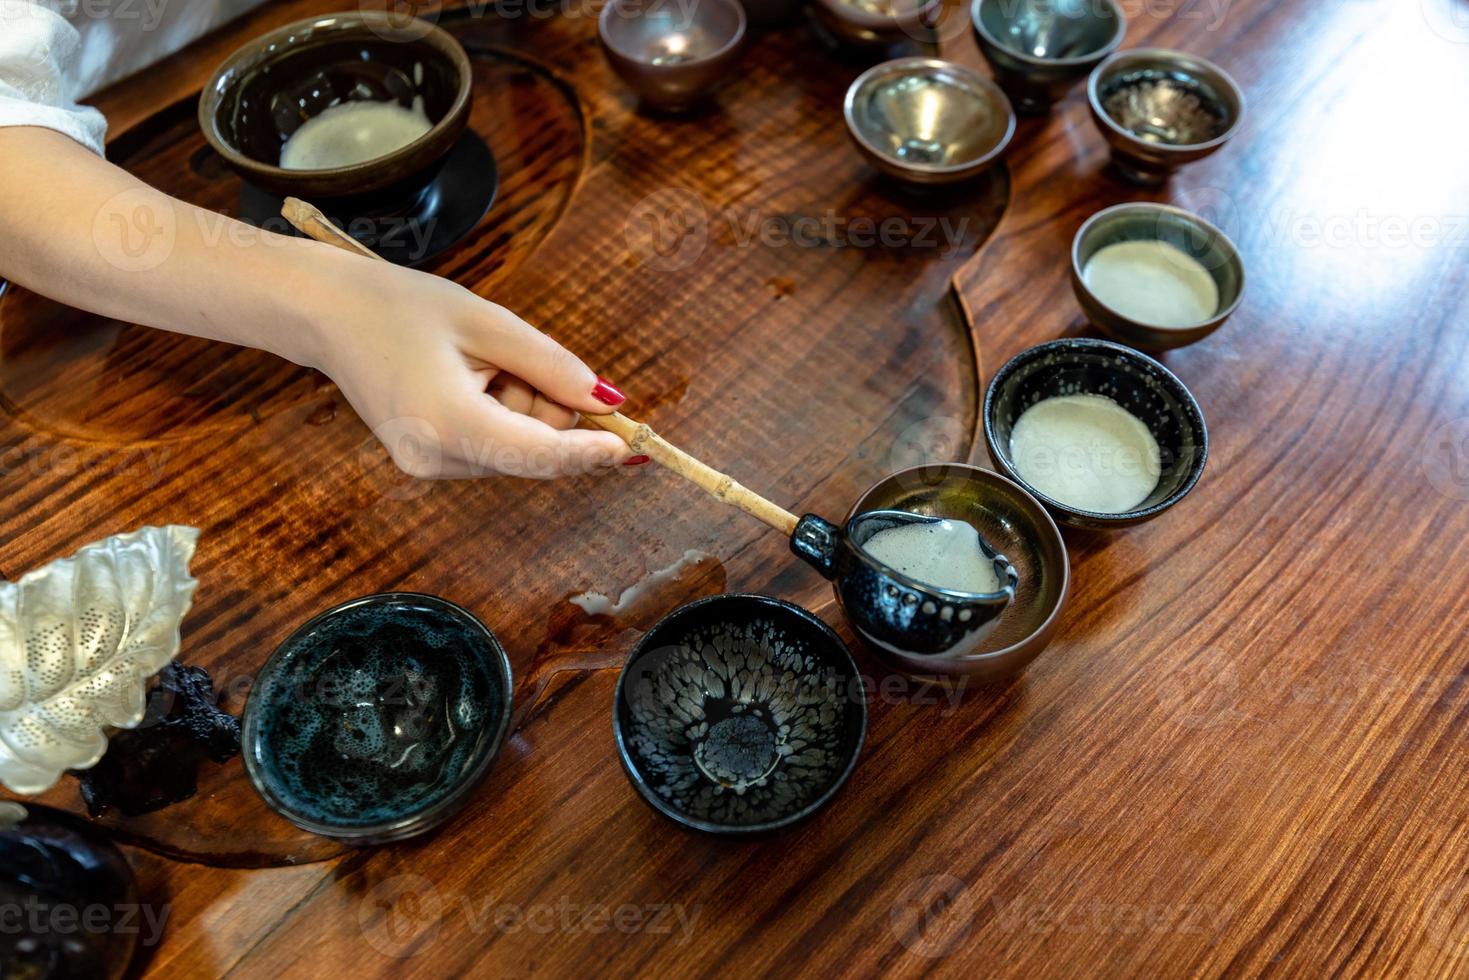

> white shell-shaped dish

[{"left": 0, "top": 526, "right": 200, "bottom": 795}]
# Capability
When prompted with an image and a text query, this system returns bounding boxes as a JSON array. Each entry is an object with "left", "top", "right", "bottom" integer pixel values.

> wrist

[{"left": 269, "top": 239, "right": 369, "bottom": 372}]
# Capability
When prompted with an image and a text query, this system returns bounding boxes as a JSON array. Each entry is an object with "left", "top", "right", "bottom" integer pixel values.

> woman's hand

[
  {"left": 307, "top": 251, "right": 641, "bottom": 480},
  {"left": 0, "top": 127, "right": 642, "bottom": 481}
]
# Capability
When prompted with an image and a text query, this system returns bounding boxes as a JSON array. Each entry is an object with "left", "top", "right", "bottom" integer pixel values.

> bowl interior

[
  {"left": 1095, "top": 58, "right": 1239, "bottom": 146},
  {"left": 244, "top": 594, "right": 511, "bottom": 835},
  {"left": 976, "top": 0, "right": 1120, "bottom": 61},
  {"left": 846, "top": 466, "right": 1066, "bottom": 658},
  {"left": 602, "top": 0, "right": 744, "bottom": 63},
  {"left": 850, "top": 62, "right": 1013, "bottom": 169},
  {"left": 825, "top": 0, "right": 932, "bottom": 23},
  {"left": 615, "top": 595, "right": 864, "bottom": 833},
  {"left": 208, "top": 23, "right": 464, "bottom": 170},
  {"left": 986, "top": 340, "right": 1207, "bottom": 519},
  {"left": 1076, "top": 206, "right": 1244, "bottom": 318}
]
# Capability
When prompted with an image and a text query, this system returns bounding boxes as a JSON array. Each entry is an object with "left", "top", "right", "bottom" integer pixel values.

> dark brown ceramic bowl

[
  {"left": 198, "top": 13, "right": 473, "bottom": 199},
  {"left": 810, "top": 0, "right": 941, "bottom": 50},
  {"left": 844, "top": 465, "right": 1069, "bottom": 683},
  {"left": 599, "top": 0, "right": 747, "bottom": 111}
]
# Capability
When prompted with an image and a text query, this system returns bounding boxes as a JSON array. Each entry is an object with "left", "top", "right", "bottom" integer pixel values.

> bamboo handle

[
  {"left": 280, "top": 199, "right": 801, "bottom": 538},
  {"left": 586, "top": 413, "right": 799, "bottom": 536},
  {"left": 281, "top": 197, "right": 381, "bottom": 260}
]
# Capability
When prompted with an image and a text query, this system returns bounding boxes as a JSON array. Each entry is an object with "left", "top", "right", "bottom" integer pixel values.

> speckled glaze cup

[
  {"left": 983, "top": 338, "right": 1209, "bottom": 529},
  {"left": 242, "top": 593, "right": 512, "bottom": 845}
]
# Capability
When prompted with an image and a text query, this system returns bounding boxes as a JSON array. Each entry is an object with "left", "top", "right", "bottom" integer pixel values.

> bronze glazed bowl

[
  {"left": 809, "top": 0, "right": 941, "bottom": 51},
  {"left": 1088, "top": 48, "right": 1246, "bottom": 184},
  {"left": 841, "top": 465, "right": 1069, "bottom": 683},
  {"left": 199, "top": 12, "right": 473, "bottom": 199},
  {"left": 599, "top": 0, "right": 747, "bottom": 111},
  {"left": 844, "top": 57, "right": 1016, "bottom": 185},
  {"left": 970, "top": 0, "right": 1125, "bottom": 113},
  {"left": 1071, "top": 202, "right": 1245, "bottom": 350}
]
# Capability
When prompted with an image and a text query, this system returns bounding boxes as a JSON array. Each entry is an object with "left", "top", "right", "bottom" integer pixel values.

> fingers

[
  {"left": 462, "top": 303, "right": 626, "bottom": 416},
  {"left": 486, "top": 374, "right": 579, "bottom": 430},
  {"left": 461, "top": 406, "right": 632, "bottom": 478},
  {"left": 381, "top": 387, "right": 633, "bottom": 479}
]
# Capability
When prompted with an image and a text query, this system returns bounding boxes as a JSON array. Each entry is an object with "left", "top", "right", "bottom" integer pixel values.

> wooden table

[{"left": 4, "top": 0, "right": 1469, "bottom": 975}]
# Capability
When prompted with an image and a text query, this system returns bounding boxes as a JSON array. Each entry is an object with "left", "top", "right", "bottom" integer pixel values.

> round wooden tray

[{"left": 0, "top": 16, "right": 1005, "bottom": 865}]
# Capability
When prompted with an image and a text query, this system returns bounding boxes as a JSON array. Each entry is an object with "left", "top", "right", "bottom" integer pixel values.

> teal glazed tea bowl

[{"left": 243, "top": 593, "right": 513, "bottom": 844}]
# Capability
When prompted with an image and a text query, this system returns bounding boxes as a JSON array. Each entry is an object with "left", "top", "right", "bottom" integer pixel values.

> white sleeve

[{"left": 0, "top": 1, "right": 107, "bottom": 155}]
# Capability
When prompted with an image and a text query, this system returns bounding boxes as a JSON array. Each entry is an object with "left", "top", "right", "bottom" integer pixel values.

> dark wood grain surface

[{"left": 3, "top": 0, "right": 1469, "bottom": 975}]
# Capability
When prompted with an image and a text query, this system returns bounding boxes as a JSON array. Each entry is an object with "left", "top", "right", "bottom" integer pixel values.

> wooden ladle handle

[
  {"left": 584, "top": 412, "right": 799, "bottom": 536},
  {"left": 279, "top": 198, "right": 803, "bottom": 538},
  {"left": 280, "top": 198, "right": 381, "bottom": 260}
]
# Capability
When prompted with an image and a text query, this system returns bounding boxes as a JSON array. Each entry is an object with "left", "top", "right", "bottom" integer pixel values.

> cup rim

[
  {"left": 982, "top": 338, "right": 1210, "bottom": 525},
  {"left": 1070, "top": 201, "right": 1247, "bottom": 332},
  {"left": 812, "top": 0, "right": 942, "bottom": 30},
  {"left": 197, "top": 12, "right": 473, "bottom": 182},
  {"left": 843, "top": 57, "right": 1016, "bottom": 176},
  {"left": 969, "top": 0, "right": 1127, "bottom": 68},
  {"left": 241, "top": 591, "right": 513, "bottom": 842},
  {"left": 611, "top": 592, "right": 867, "bottom": 835},
  {"left": 1087, "top": 47, "right": 1247, "bottom": 153},
  {"left": 598, "top": 0, "right": 748, "bottom": 66},
  {"left": 844, "top": 464, "right": 1070, "bottom": 663}
]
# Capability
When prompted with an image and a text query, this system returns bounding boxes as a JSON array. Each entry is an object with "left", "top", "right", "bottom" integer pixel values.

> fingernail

[
  {"left": 592, "top": 377, "right": 626, "bottom": 407},
  {"left": 623, "top": 454, "right": 651, "bottom": 466}
]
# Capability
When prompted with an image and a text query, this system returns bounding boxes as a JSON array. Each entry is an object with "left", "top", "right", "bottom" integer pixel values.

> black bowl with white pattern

[
  {"left": 613, "top": 595, "right": 866, "bottom": 835},
  {"left": 983, "top": 338, "right": 1208, "bottom": 529}
]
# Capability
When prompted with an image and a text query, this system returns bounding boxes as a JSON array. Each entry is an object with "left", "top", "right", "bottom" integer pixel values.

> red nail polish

[
  {"left": 623, "top": 454, "right": 651, "bottom": 466},
  {"left": 592, "top": 377, "right": 626, "bottom": 406}
]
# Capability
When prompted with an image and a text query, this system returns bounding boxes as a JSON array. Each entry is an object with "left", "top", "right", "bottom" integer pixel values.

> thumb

[{"left": 471, "top": 304, "right": 626, "bottom": 415}]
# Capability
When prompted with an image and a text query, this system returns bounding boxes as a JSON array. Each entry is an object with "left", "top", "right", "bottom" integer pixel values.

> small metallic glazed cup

[
  {"left": 599, "top": 0, "right": 747, "bottom": 111},
  {"left": 839, "top": 465, "right": 1069, "bottom": 683},
  {"left": 1071, "top": 202, "right": 1245, "bottom": 350},
  {"left": 983, "top": 338, "right": 1208, "bottom": 529},
  {"left": 1088, "top": 48, "right": 1245, "bottom": 184},
  {"left": 970, "top": 0, "right": 1125, "bottom": 114},
  {"left": 844, "top": 57, "right": 1016, "bottom": 185},
  {"left": 809, "top": 0, "right": 941, "bottom": 51}
]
